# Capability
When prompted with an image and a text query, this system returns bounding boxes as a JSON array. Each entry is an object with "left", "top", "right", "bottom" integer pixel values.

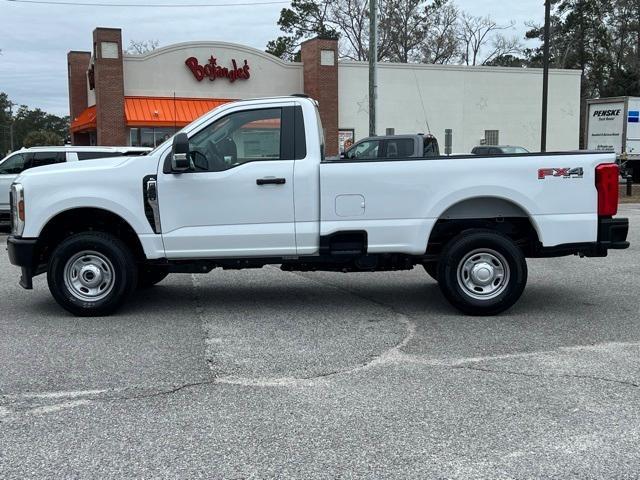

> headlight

[{"left": 10, "top": 183, "right": 25, "bottom": 237}]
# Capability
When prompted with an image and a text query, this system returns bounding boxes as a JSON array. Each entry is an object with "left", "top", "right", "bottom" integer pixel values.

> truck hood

[{"left": 15, "top": 155, "right": 158, "bottom": 188}]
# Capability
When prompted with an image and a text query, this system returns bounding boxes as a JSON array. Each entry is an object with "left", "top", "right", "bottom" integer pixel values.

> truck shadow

[
  {"left": 125, "top": 279, "right": 455, "bottom": 318},
  {"left": 22, "top": 274, "right": 620, "bottom": 324}
]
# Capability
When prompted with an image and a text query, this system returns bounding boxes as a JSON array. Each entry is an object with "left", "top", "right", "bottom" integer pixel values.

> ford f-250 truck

[{"left": 6, "top": 96, "right": 630, "bottom": 317}]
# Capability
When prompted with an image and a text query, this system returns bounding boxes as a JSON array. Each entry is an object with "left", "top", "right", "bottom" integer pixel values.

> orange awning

[
  {"left": 70, "top": 105, "right": 96, "bottom": 133},
  {"left": 70, "top": 97, "right": 235, "bottom": 133},
  {"left": 125, "top": 96, "right": 234, "bottom": 128}
]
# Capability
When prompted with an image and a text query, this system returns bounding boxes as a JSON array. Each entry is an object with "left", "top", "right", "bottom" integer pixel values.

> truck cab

[{"left": 6, "top": 96, "right": 630, "bottom": 317}]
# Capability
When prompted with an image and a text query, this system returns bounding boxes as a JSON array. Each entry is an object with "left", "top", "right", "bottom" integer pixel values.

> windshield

[{"left": 501, "top": 146, "right": 529, "bottom": 154}]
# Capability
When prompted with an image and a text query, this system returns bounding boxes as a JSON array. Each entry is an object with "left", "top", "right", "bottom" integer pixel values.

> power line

[{"left": 6, "top": 0, "right": 288, "bottom": 7}]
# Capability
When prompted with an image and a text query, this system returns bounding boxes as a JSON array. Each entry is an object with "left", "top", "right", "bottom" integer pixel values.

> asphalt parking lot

[{"left": 1, "top": 205, "right": 639, "bottom": 479}]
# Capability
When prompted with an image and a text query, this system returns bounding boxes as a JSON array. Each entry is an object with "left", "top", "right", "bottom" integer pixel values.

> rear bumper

[
  {"left": 597, "top": 217, "right": 630, "bottom": 250},
  {"left": 534, "top": 217, "right": 629, "bottom": 258},
  {"left": 7, "top": 236, "right": 38, "bottom": 289}
]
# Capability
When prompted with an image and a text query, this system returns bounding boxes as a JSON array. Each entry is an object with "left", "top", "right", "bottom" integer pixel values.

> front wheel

[
  {"left": 437, "top": 230, "right": 527, "bottom": 316},
  {"left": 47, "top": 232, "right": 138, "bottom": 317}
]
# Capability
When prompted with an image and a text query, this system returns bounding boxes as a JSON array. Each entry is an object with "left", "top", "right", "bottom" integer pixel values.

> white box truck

[{"left": 586, "top": 97, "right": 640, "bottom": 181}]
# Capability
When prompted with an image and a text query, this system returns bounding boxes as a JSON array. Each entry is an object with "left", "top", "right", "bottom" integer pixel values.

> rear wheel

[
  {"left": 47, "top": 232, "right": 138, "bottom": 316},
  {"left": 437, "top": 230, "right": 527, "bottom": 316}
]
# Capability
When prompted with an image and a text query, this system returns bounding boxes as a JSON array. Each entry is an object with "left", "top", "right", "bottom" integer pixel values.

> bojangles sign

[{"left": 185, "top": 55, "right": 250, "bottom": 83}]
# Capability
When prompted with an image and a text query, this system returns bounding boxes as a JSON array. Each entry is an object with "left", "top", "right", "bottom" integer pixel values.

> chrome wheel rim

[
  {"left": 457, "top": 248, "right": 510, "bottom": 300},
  {"left": 63, "top": 251, "right": 115, "bottom": 302}
]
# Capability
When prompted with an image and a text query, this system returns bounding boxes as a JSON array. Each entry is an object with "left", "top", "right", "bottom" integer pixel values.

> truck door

[{"left": 157, "top": 104, "right": 297, "bottom": 259}]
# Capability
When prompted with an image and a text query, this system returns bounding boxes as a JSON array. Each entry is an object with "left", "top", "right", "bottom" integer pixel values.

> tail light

[{"left": 595, "top": 163, "right": 619, "bottom": 217}]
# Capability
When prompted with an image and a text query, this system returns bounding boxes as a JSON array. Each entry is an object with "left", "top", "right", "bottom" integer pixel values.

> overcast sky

[{"left": 0, "top": 0, "right": 545, "bottom": 116}]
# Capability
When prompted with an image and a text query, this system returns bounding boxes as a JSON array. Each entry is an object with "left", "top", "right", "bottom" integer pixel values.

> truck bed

[{"left": 320, "top": 151, "right": 615, "bottom": 254}]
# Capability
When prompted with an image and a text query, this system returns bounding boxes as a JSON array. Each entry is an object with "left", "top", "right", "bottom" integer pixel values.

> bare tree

[
  {"left": 330, "top": 0, "right": 370, "bottom": 60},
  {"left": 126, "top": 39, "right": 160, "bottom": 55},
  {"left": 458, "top": 13, "right": 519, "bottom": 66},
  {"left": 419, "top": 2, "right": 460, "bottom": 64},
  {"left": 378, "top": 0, "right": 429, "bottom": 62},
  {"left": 481, "top": 34, "right": 522, "bottom": 65}
]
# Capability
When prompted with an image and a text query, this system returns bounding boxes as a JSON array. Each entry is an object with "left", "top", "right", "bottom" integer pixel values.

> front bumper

[{"left": 7, "top": 236, "right": 38, "bottom": 289}]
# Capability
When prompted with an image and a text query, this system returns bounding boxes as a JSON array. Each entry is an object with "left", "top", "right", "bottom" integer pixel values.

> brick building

[{"left": 69, "top": 27, "right": 583, "bottom": 155}]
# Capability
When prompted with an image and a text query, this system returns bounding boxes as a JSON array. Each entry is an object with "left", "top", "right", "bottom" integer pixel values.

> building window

[
  {"left": 484, "top": 130, "right": 499, "bottom": 146},
  {"left": 129, "top": 127, "right": 176, "bottom": 147}
]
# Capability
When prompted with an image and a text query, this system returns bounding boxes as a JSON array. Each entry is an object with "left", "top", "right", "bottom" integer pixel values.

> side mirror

[
  {"left": 340, "top": 152, "right": 346, "bottom": 159},
  {"left": 171, "top": 133, "right": 190, "bottom": 172}
]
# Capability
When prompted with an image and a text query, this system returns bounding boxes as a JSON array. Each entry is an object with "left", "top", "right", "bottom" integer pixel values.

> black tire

[
  {"left": 437, "top": 229, "right": 527, "bottom": 316},
  {"left": 422, "top": 262, "right": 439, "bottom": 281},
  {"left": 47, "top": 232, "right": 138, "bottom": 317},
  {"left": 137, "top": 266, "right": 169, "bottom": 288}
]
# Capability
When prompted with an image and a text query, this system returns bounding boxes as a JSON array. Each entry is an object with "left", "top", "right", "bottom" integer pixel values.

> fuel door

[{"left": 335, "top": 194, "right": 365, "bottom": 217}]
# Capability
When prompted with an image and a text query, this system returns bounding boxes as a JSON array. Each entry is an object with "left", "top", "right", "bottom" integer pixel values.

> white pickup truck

[{"left": 7, "top": 96, "right": 630, "bottom": 317}]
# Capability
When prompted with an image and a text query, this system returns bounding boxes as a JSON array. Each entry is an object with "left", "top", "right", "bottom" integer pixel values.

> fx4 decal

[{"left": 538, "top": 167, "right": 584, "bottom": 180}]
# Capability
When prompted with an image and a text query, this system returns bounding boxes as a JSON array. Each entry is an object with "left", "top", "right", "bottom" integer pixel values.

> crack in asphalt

[
  {"left": 5, "top": 267, "right": 637, "bottom": 419},
  {"left": 201, "top": 267, "right": 417, "bottom": 387},
  {"left": 115, "top": 379, "right": 219, "bottom": 401},
  {"left": 453, "top": 364, "right": 640, "bottom": 389},
  {"left": 193, "top": 268, "right": 640, "bottom": 391}
]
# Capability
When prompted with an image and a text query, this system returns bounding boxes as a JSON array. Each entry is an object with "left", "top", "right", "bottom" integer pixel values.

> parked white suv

[{"left": 0, "top": 146, "right": 151, "bottom": 225}]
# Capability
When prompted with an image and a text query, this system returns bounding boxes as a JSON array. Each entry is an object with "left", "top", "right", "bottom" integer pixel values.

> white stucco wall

[
  {"left": 123, "top": 41, "right": 303, "bottom": 100},
  {"left": 338, "top": 61, "right": 582, "bottom": 153}
]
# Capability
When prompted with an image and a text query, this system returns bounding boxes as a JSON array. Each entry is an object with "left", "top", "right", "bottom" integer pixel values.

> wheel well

[
  {"left": 427, "top": 216, "right": 540, "bottom": 257},
  {"left": 35, "top": 208, "right": 145, "bottom": 267}
]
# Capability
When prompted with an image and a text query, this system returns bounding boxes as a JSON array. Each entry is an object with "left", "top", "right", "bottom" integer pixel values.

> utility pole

[
  {"left": 9, "top": 102, "right": 15, "bottom": 152},
  {"left": 541, "top": 0, "right": 551, "bottom": 152},
  {"left": 368, "top": 0, "right": 377, "bottom": 136}
]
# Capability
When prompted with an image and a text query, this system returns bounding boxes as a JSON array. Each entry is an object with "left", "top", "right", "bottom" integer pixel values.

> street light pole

[
  {"left": 541, "top": 0, "right": 551, "bottom": 152},
  {"left": 368, "top": 0, "right": 377, "bottom": 137}
]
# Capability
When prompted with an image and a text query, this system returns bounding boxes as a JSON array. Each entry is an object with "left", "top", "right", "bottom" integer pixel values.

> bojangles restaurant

[{"left": 68, "top": 27, "right": 582, "bottom": 155}]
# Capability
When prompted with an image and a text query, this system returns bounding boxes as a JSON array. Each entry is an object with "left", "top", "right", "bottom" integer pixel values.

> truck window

[
  {"left": 29, "top": 152, "right": 66, "bottom": 168},
  {"left": 385, "top": 138, "right": 414, "bottom": 158},
  {"left": 0, "top": 153, "right": 27, "bottom": 175},
  {"left": 76, "top": 151, "right": 123, "bottom": 160},
  {"left": 188, "top": 108, "right": 283, "bottom": 172},
  {"left": 347, "top": 139, "right": 381, "bottom": 160}
]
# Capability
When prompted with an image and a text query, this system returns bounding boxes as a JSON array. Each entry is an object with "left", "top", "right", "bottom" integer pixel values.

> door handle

[{"left": 256, "top": 177, "right": 286, "bottom": 185}]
